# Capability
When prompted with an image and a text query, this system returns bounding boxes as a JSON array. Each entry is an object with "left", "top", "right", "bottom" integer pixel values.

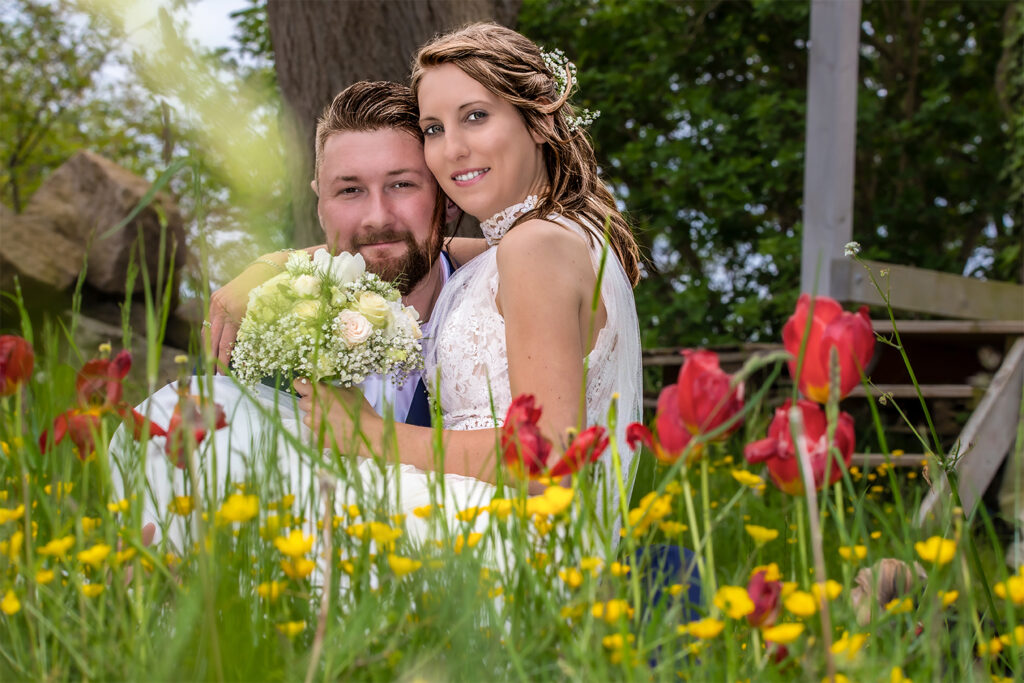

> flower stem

[
  {"left": 679, "top": 468, "right": 708, "bottom": 607},
  {"left": 700, "top": 456, "right": 717, "bottom": 601}
]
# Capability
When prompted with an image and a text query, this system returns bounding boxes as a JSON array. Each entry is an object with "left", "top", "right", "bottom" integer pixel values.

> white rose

[
  {"left": 293, "top": 299, "right": 320, "bottom": 320},
  {"left": 312, "top": 248, "right": 366, "bottom": 285},
  {"left": 337, "top": 309, "right": 372, "bottom": 345},
  {"left": 292, "top": 274, "right": 320, "bottom": 298},
  {"left": 356, "top": 292, "right": 390, "bottom": 327},
  {"left": 403, "top": 305, "right": 423, "bottom": 340}
]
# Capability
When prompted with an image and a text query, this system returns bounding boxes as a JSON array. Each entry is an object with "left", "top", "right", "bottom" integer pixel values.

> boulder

[
  {"left": 19, "top": 150, "right": 185, "bottom": 297},
  {"left": 0, "top": 201, "right": 85, "bottom": 292}
]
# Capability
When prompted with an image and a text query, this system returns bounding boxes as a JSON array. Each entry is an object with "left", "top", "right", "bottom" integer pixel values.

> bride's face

[{"left": 417, "top": 63, "right": 548, "bottom": 221}]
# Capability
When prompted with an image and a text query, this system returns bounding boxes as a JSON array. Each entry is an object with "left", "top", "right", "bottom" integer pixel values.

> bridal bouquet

[{"left": 231, "top": 249, "right": 423, "bottom": 387}]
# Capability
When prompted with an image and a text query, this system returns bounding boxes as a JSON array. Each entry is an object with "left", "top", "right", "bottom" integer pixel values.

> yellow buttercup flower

[
  {"left": 273, "top": 529, "right": 314, "bottom": 558},
  {"left": 625, "top": 491, "right": 673, "bottom": 537},
  {"left": 580, "top": 557, "right": 603, "bottom": 574},
  {"left": 35, "top": 569, "right": 55, "bottom": 584},
  {"left": 731, "top": 469, "right": 764, "bottom": 488},
  {"left": 890, "top": 666, "right": 912, "bottom": 683},
  {"left": 168, "top": 496, "right": 194, "bottom": 516},
  {"left": 559, "top": 567, "right": 583, "bottom": 589},
  {"left": 560, "top": 604, "right": 584, "bottom": 620},
  {"left": 751, "top": 563, "right": 781, "bottom": 582},
  {"left": 387, "top": 554, "right": 422, "bottom": 577},
  {"left": 454, "top": 533, "right": 482, "bottom": 555},
  {"left": 257, "top": 581, "right": 284, "bottom": 601},
  {"left": 77, "top": 543, "right": 111, "bottom": 569},
  {"left": 885, "top": 597, "right": 914, "bottom": 614},
  {"left": 413, "top": 504, "right": 439, "bottom": 519},
  {"left": 455, "top": 506, "right": 483, "bottom": 522},
  {"left": 744, "top": 524, "right": 779, "bottom": 544},
  {"left": 761, "top": 622, "right": 804, "bottom": 644},
  {"left": 107, "top": 499, "right": 130, "bottom": 514},
  {"left": 1, "top": 530, "right": 24, "bottom": 561},
  {"left": 526, "top": 485, "right": 574, "bottom": 517},
  {"left": 602, "top": 633, "right": 635, "bottom": 650},
  {"left": 609, "top": 562, "right": 630, "bottom": 577},
  {"left": 993, "top": 575, "right": 1024, "bottom": 606},
  {"left": 811, "top": 579, "right": 842, "bottom": 602},
  {"left": 914, "top": 536, "right": 956, "bottom": 566},
  {"left": 685, "top": 617, "right": 725, "bottom": 639},
  {"left": 114, "top": 548, "right": 136, "bottom": 565},
  {"left": 831, "top": 631, "right": 868, "bottom": 662},
  {"left": 80, "top": 583, "right": 104, "bottom": 598},
  {"left": 1, "top": 590, "right": 20, "bottom": 615},
  {"left": 870, "top": 530, "right": 882, "bottom": 540},
  {"left": 0, "top": 505, "right": 24, "bottom": 524},
  {"left": 276, "top": 620, "right": 305, "bottom": 638},
  {"left": 80, "top": 517, "right": 102, "bottom": 534},
  {"left": 346, "top": 522, "right": 402, "bottom": 547},
  {"left": 838, "top": 545, "right": 867, "bottom": 561},
  {"left": 591, "top": 599, "right": 634, "bottom": 623},
  {"left": 784, "top": 590, "right": 818, "bottom": 617},
  {"left": 998, "top": 625, "right": 1024, "bottom": 648},
  {"left": 714, "top": 585, "right": 755, "bottom": 619},
  {"left": 659, "top": 521, "right": 688, "bottom": 536},
  {"left": 217, "top": 494, "right": 259, "bottom": 524},
  {"left": 281, "top": 557, "right": 315, "bottom": 580},
  {"left": 938, "top": 590, "right": 958, "bottom": 608},
  {"left": 487, "top": 499, "right": 513, "bottom": 520}
]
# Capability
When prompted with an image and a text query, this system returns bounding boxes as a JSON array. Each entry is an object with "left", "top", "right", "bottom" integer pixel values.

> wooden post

[{"left": 801, "top": 0, "right": 862, "bottom": 295}]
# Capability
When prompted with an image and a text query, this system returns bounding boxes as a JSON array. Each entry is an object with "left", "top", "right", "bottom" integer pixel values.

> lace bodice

[{"left": 425, "top": 212, "right": 643, "bottom": 526}]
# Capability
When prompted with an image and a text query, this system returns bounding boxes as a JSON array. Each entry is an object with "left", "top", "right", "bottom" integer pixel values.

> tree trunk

[{"left": 266, "top": 0, "right": 521, "bottom": 246}]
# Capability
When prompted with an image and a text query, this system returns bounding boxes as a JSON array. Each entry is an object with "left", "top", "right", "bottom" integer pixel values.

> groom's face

[{"left": 314, "top": 128, "right": 441, "bottom": 294}]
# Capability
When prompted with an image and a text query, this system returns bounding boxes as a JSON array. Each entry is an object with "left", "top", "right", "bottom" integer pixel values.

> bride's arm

[{"left": 295, "top": 381, "right": 504, "bottom": 481}]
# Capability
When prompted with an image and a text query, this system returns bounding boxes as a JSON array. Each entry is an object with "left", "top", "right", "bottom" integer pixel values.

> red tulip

[
  {"left": 746, "top": 569, "right": 782, "bottom": 627},
  {"left": 549, "top": 425, "right": 609, "bottom": 477},
  {"left": 744, "top": 399, "right": 855, "bottom": 495},
  {"left": 76, "top": 350, "right": 132, "bottom": 408},
  {"left": 676, "top": 350, "right": 744, "bottom": 439},
  {"left": 501, "top": 394, "right": 552, "bottom": 478},
  {"left": 165, "top": 395, "right": 228, "bottom": 469},
  {"left": 40, "top": 349, "right": 164, "bottom": 460},
  {"left": 782, "top": 294, "right": 875, "bottom": 404},
  {"left": 0, "top": 335, "right": 34, "bottom": 396}
]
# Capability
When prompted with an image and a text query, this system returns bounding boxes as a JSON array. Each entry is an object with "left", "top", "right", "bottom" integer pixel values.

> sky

[{"left": 183, "top": 0, "right": 250, "bottom": 51}]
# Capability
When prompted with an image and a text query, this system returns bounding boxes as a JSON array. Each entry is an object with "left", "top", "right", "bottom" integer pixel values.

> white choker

[{"left": 480, "top": 195, "right": 538, "bottom": 246}]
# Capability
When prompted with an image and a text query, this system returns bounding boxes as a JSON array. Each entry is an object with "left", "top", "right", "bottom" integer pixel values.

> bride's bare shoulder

[{"left": 496, "top": 218, "right": 589, "bottom": 268}]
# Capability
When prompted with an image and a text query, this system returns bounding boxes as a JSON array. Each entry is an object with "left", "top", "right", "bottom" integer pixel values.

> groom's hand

[{"left": 206, "top": 259, "right": 284, "bottom": 371}]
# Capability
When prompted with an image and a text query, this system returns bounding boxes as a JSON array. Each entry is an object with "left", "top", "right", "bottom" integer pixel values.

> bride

[
  {"left": 116, "top": 23, "right": 642, "bottom": 555},
  {"left": 297, "top": 23, "right": 642, "bottom": 535}
]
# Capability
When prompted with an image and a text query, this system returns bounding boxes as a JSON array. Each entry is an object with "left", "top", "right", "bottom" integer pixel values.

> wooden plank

[
  {"left": 833, "top": 258, "right": 1024, "bottom": 320},
  {"left": 871, "top": 319, "right": 1024, "bottom": 336},
  {"left": 917, "top": 337, "right": 1024, "bottom": 525},
  {"left": 801, "top": 0, "right": 862, "bottom": 297},
  {"left": 848, "top": 384, "right": 974, "bottom": 399},
  {"left": 853, "top": 453, "right": 924, "bottom": 468}
]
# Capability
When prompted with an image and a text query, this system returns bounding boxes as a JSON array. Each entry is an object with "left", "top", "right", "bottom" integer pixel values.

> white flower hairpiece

[{"left": 541, "top": 47, "right": 600, "bottom": 133}]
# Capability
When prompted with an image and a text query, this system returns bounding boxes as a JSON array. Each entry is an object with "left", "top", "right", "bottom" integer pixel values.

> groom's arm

[{"left": 207, "top": 246, "right": 322, "bottom": 371}]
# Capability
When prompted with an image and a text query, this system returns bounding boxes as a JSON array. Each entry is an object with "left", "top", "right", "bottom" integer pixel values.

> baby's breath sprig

[{"left": 541, "top": 47, "right": 600, "bottom": 133}]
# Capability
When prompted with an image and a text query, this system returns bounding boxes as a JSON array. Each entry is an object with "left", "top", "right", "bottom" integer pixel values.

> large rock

[
  {"left": 0, "top": 201, "right": 85, "bottom": 292},
  {"left": 18, "top": 150, "right": 185, "bottom": 297}
]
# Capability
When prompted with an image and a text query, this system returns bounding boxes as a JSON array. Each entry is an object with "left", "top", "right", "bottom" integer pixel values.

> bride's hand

[{"left": 294, "top": 379, "right": 379, "bottom": 449}]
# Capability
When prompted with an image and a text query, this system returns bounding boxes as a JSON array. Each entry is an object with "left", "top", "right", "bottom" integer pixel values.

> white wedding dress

[
  {"left": 426, "top": 203, "right": 643, "bottom": 538},
  {"left": 111, "top": 202, "right": 641, "bottom": 557}
]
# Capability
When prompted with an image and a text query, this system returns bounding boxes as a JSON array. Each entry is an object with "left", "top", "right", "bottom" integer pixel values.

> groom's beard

[{"left": 354, "top": 228, "right": 441, "bottom": 296}]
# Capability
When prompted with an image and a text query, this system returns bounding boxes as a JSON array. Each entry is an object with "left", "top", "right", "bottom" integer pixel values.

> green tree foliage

[
  {"left": 0, "top": 0, "right": 163, "bottom": 212},
  {"left": 519, "top": 0, "right": 1021, "bottom": 348}
]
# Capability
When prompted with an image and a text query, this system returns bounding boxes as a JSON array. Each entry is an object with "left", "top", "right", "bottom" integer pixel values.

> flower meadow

[{"left": 0, "top": 280, "right": 1022, "bottom": 681}]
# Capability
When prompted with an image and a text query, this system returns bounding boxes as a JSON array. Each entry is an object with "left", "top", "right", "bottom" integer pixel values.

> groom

[{"left": 207, "top": 80, "right": 478, "bottom": 426}]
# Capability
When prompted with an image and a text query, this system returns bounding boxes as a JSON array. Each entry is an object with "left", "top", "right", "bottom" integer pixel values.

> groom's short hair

[{"left": 313, "top": 81, "right": 421, "bottom": 184}]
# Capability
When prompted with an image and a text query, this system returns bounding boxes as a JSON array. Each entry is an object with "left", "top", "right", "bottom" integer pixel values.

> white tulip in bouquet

[{"left": 231, "top": 249, "right": 423, "bottom": 387}]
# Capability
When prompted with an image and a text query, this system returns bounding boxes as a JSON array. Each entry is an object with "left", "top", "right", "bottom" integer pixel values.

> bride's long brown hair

[{"left": 411, "top": 22, "right": 641, "bottom": 285}]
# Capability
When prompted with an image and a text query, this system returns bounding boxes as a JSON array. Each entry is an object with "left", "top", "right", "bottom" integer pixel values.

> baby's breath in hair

[{"left": 541, "top": 47, "right": 599, "bottom": 133}]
